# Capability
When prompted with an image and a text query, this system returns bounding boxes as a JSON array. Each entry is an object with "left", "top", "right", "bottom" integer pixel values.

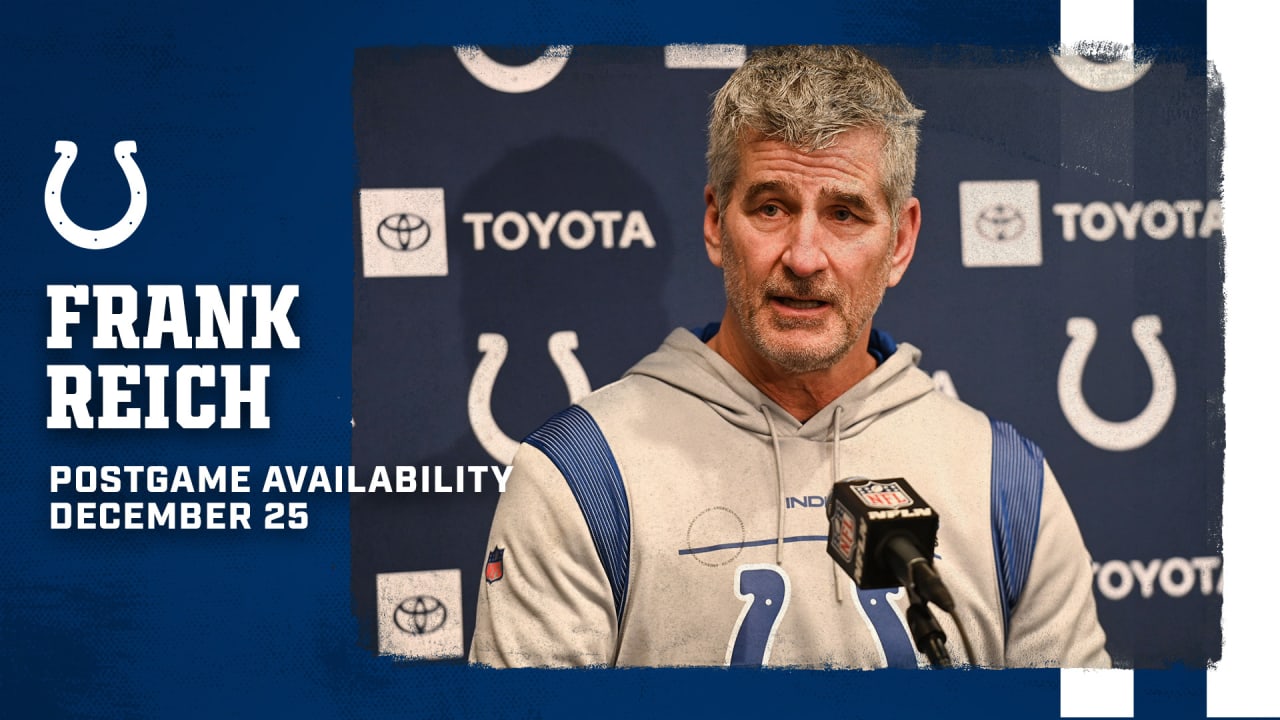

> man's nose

[{"left": 780, "top": 215, "right": 829, "bottom": 277}]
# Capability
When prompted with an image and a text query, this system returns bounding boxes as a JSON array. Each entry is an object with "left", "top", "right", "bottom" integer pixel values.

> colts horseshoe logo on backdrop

[
  {"left": 468, "top": 331, "right": 592, "bottom": 464},
  {"left": 1051, "top": 51, "right": 1153, "bottom": 93},
  {"left": 1052, "top": 3, "right": 1150, "bottom": 92},
  {"left": 1058, "top": 315, "right": 1176, "bottom": 452},
  {"left": 453, "top": 46, "right": 573, "bottom": 94},
  {"left": 45, "top": 140, "right": 147, "bottom": 250}
]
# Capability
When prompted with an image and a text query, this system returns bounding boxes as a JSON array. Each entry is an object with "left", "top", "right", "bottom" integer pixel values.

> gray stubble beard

[{"left": 719, "top": 224, "right": 892, "bottom": 375}]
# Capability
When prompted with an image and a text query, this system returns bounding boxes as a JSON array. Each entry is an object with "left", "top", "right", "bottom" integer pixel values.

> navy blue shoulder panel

[
  {"left": 524, "top": 405, "right": 631, "bottom": 624},
  {"left": 989, "top": 419, "right": 1046, "bottom": 632}
]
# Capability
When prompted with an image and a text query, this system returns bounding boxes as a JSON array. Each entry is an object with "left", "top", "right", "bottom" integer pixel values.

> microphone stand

[{"left": 905, "top": 584, "right": 951, "bottom": 668}]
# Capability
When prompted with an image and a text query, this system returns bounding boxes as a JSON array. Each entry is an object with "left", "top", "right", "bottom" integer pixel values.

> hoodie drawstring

[
  {"left": 760, "top": 405, "right": 786, "bottom": 565},
  {"left": 761, "top": 403, "right": 849, "bottom": 605}
]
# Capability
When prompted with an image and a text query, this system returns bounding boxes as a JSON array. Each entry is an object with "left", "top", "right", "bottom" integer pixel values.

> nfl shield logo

[
  {"left": 485, "top": 547, "right": 505, "bottom": 584},
  {"left": 853, "top": 480, "right": 914, "bottom": 510}
]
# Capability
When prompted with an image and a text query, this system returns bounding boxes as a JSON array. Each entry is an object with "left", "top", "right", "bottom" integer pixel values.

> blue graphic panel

[{"left": 0, "top": 0, "right": 1229, "bottom": 718}]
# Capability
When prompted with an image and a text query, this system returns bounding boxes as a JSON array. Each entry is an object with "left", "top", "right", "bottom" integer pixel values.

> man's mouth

[{"left": 773, "top": 296, "right": 828, "bottom": 310}]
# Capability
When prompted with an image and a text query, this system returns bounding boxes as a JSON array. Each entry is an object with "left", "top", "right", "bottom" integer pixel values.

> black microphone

[{"left": 825, "top": 477, "right": 954, "bottom": 612}]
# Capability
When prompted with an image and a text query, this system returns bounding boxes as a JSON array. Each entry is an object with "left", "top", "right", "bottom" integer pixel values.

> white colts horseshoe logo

[
  {"left": 1053, "top": 2, "right": 1150, "bottom": 93},
  {"left": 46, "top": 140, "right": 147, "bottom": 250},
  {"left": 1051, "top": 52, "right": 1153, "bottom": 93},
  {"left": 1058, "top": 315, "right": 1176, "bottom": 452},
  {"left": 453, "top": 46, "right": 572, "bottom": 94},
  {"left": 468, "top": 331, "right": 592, "bottom": 464}
]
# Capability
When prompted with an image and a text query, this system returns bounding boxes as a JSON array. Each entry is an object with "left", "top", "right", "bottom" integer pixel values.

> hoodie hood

[{"left": 625, "top": 326, "right": 935, "bottom": 439}]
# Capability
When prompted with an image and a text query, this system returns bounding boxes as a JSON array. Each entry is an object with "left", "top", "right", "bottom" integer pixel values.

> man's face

[{"left": 704, "top": 128, "right": 920, "bottom": 375}]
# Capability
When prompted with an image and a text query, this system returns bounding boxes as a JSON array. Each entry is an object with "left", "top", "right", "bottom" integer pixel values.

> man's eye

[
  {"left": 760, "top": 204, "right": 781, "bottom": 217},
  {"left": 833, "top": 208, "right": 854, "bottom": 222}
]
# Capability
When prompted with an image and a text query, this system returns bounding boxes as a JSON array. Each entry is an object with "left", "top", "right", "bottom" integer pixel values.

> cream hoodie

[{"left": 471, "top": 327, "right": 1110, "bottom": 668}]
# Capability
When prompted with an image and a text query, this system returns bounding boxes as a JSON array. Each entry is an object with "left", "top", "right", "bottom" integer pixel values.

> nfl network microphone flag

[{"left": 827, "top": 477, "right": 939, "bottom": 589}]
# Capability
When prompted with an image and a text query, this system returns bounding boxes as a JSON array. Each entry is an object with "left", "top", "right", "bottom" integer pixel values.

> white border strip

[
  {"left": 1208, "top": 1, "right": 1276, "bottom": 715},
  {"left": 1061, "top": 669, "right": 1135, "bottom": 718},
  {"left": 1060, "top": 0, "right": 1133, "bottom": 54}
]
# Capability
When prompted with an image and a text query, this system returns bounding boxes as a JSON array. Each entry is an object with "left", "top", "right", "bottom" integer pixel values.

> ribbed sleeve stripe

[
  {"left": 989, "top": 419, "right": 1045, "bottom": 632},
  {"left": 525, "top": 405, "right": 631, "bottom": 624}
]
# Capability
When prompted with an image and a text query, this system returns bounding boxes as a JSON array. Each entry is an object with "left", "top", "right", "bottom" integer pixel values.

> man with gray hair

[{"left": 470, "top": 45, "right": 1110, "bottom": 668}]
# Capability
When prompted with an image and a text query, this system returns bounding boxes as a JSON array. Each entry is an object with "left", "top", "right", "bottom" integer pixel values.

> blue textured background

[{"left": 1, "top": 1, "right": 1239, "bottom": 718}]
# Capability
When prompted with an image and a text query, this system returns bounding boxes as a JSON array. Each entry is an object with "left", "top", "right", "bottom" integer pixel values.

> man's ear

[
  {"left": 887, "top": 197, "right": 921, "bottom": 287},
  {"left": 704, "top": 185, "right": 724, "bottom": 268}
]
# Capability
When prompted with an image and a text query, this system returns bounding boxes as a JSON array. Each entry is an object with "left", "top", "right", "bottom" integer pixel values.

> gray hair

[{"left": 707, "top": 45, "right": 924, "bottom": 221}]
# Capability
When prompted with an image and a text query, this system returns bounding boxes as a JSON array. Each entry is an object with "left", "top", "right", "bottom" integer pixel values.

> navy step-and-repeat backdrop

[
  {"left": 2, "top": 0, "right": 1253, "bottom": 717},
  {"left": 350, "top": 42, "right": 1222, "bottom": 671}
]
